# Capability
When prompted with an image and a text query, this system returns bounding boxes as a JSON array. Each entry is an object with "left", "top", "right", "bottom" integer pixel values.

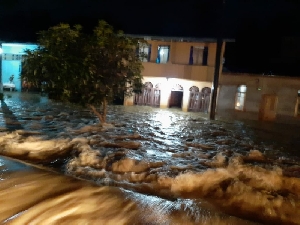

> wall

[
  {"left": 218, "top": 73, "right": 300, "bottom": 120},
  {"left": 124, "top": 76, "right": 212, "bottom": 112},
  {"left": 141, "top": 62, "right": 211, "bottom": 81}
]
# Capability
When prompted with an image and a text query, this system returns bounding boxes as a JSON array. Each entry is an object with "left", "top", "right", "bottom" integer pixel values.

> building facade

[
  {"left": 217, "top": 73, "right": 300, "bottom": 122},
  {"left": 124, "top": 35, "right": 231, "bottom": 113},
  {"left": 0, "top": 43, "right": 38, "bottom": 91}
]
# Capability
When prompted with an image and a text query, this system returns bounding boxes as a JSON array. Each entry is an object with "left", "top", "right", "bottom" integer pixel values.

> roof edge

[{"left": 125, "top": 34, "right": 235, "bottom": 43}]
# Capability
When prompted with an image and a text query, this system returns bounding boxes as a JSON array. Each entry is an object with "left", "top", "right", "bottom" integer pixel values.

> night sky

[{"left": 1, "top": 0, "right": 300, "bottom": 76}]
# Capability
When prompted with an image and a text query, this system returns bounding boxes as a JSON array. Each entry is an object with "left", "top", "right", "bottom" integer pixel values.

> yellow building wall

[
  {"left": 126, "top": 39, "right": 226, "bottom": 112},
  {"left": 140, "top": 40, "right": 225, "bottom": 83}
]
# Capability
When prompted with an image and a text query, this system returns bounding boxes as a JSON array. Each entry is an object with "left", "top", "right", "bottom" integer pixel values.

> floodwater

[{"left": 0, "top": 92, "right": 300, "bottom": 224}]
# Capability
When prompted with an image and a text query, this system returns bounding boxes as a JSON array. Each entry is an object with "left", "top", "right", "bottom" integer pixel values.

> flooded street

[{"left": 0, "top": 92, "right": 300, "bottom": 224}]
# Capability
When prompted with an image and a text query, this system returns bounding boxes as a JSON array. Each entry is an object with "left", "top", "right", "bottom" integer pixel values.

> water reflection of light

[
  {"left": 146, "top": 149, "right": 172, "bottom": 158},
  {"left": 153, "top": 111, "right": 174, "bottom": 128}
]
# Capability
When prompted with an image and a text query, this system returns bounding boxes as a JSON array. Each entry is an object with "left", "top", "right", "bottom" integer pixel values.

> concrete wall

[
  {"left": 218, "top": 73, "right": 300, "bottom": 120},
  {"left": 144, "top": 40, "right": 225, "bottom": 83}
]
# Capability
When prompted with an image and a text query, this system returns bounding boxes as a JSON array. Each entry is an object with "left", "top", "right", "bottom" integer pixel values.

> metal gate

[
  {"left": 134, "top": 82, "right": 161, "bottom": 107},
  {"left": 188, "top": 86, "right": 211, "bottom": 113}
]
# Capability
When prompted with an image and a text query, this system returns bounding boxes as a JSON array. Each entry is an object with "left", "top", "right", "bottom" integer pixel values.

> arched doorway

[
  {"left": 134, "top": 82, "right": 161, "bottom": 107},
  {"left": 153, "top": 83, "right": 161, "bottom": 107},
  {"left": 169, "top": 84, "right": 183, "bottom": 108},
  {"left": 188, "top": 86, "right": 200, "bottom": 111},
  {"left": 188, "top": 86, "right": 211, "bottom": 112}
]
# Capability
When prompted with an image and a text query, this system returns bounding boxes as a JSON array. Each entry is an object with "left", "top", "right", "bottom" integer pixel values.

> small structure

[
  {"left": 0, "top": 42, "right": 38, "bottom": 91},
  {"left": 217, "top": 72, "right": 300, "bottom": 122}
]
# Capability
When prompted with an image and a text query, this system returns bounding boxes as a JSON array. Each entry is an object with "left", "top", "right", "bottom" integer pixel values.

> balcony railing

[{"left": 142, "top": 62, "right": 214, "bottom": 82}]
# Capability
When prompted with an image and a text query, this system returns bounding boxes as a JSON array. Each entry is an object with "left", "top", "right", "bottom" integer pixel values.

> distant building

[
  {"left": 124, "top": 35, "right": 234, "bottom": 113},
  {"left": 0, "top": 42, "right": 38, "bottom": 91},
  {"left": 218, "top": 72, "right": 300, "bottom": 122}
]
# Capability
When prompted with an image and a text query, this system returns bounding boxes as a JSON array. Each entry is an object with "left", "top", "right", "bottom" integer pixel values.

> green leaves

[{"left": 21, "top": 20, "right": 144, "bottom": 121}]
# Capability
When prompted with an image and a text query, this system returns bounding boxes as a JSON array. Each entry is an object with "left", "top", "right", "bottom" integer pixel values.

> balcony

[{"left": 142, "top": 62, "right": 214, "bottom": 82}]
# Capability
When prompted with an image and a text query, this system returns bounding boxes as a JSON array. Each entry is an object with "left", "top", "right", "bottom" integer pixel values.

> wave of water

[{"left": 0, "top": 93, "right": 299, "bottom": 224}]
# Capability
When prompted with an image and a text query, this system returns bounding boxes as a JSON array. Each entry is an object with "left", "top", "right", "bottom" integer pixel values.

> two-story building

[{"left": 123, "top": 35, "right": 234, "bottom": 113}]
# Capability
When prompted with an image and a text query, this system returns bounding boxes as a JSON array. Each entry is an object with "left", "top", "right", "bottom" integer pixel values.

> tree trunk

[
  {"left": 88, "top": 97, "right": 108, "bottom": 124},
  {"left": 89, "top": 104, "right": 105, "bottom": 123},
  {"left": 102, "top": 97, "right": 107, "bottom": 122}
]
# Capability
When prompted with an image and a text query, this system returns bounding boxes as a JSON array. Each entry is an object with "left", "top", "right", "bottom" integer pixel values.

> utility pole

[
  {"left": 210, "top": 38, "right": 223, "bottom": 120},
  {"left": 210, "top": 0, "right": 225, "bottom": 120}
]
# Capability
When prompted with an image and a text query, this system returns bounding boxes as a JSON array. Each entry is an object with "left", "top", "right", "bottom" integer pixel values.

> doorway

[
  {"left": 259, "top": 94, "right": 278, "bottom": 121},
  {"left": 169, "top": 91, "right": 183, "bottom": 108},
  {"left": 188, "top": 86, "right": 211, "bottom": 113}
]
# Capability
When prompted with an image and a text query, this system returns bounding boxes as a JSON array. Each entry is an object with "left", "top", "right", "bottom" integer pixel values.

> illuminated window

[
  {"left": 156, "top": 46, "right": 170, "bottom": 64},
  {"left": 139, "top": 43, "right": 151, "bottom": 62},
  {"left": 235, "top": 85, "right": 247, "bottom": 111}
]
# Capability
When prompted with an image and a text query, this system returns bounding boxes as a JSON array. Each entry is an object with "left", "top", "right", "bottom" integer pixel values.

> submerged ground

[{"left": 0, "top": 92, "right": 300, "bottom": 224}]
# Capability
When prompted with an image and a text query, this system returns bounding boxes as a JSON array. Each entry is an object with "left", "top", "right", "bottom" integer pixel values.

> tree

[
  {"left": 22, "top": 23, "right": 86, "bottom": 98},
  {"left": 21, "top": 21, "right": 144, "bottom": 123},
  {"left": 82, "top": 21, "right": 144, "bottom": 122}
]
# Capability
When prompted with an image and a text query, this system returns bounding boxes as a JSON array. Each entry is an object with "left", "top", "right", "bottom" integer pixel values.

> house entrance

[
  {"left": 169, "top": 91, "right": 183, "bottom": 108},
  {"left": 188, "top": 86, "right": 211, "bottom": 113},
  {"left": 134, "top": 82, "right": 161, "bottom": 107},
  {"left": 259, "top": 94, "right": 278, "bottom": 121},
  {"left": 169, "top": 84, "right": 184, "bottom": 108}
]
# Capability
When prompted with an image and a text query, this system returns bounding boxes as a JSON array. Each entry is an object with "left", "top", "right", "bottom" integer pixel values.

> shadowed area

[{"left": 0, "top": 100, "right": 23, "bottom": 131}]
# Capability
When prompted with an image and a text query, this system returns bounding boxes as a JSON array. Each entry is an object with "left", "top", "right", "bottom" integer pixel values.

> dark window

[
  {"left": 139, "top": 43, "right": 151, "bottom": 62},
  {"left": 202, "top": 46, "right": 208, "bottom": 66}
]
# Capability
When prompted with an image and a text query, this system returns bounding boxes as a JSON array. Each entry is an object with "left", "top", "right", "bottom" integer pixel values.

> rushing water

[{"left": 0, "top": 93, "right": 300, "bottom": 224}]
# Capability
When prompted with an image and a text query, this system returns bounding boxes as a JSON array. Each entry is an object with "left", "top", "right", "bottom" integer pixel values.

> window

[
  {"left": 156, "top": 46, "right": 170, "bottom": 64},
  {"left": 189, "top": 46, "right": 204, "bottom": 65},
  {"left": 202, "top": 46, "right": 208, "bottom": 65},
  {"left": 139, "top": 43, "right": 151, "bottom": 62},
  {"left": 235, "top": 85, "right": 247, "bottom": 111}
]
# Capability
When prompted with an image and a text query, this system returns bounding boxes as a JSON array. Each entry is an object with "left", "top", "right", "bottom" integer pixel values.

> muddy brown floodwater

[{"left": 0, "top": 93, "right": 299, "bottom": 224}]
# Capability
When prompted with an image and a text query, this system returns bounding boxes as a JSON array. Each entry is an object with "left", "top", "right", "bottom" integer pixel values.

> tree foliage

[{"left": 21, "top": 21, "right": 144, "bottom": 123}]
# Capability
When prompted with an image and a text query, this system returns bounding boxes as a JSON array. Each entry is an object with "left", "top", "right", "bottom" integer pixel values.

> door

[
  {"left": 259, "top": 94, "right": 278, "bottom": 121},
  {"left": 169, "top": 91, "right": 183, "bottom": 108},
  {"left": 134, "top": 87, "right": 160, "bottom": 107}
]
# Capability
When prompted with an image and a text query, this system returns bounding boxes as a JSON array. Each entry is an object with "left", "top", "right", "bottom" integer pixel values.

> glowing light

[
  {"left": 236, "top": 102, "right": 240, "bottom": 107},
  {"left": 239, "top": 85, "right": 247, "bottom": 92},
  {"left": 0, "top": 48, "right": 2, "bottom": 54}
]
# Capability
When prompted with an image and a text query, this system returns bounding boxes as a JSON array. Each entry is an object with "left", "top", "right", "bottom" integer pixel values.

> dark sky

[{"left": 1, "top": 0, "right": 300, "bottom": 75}]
